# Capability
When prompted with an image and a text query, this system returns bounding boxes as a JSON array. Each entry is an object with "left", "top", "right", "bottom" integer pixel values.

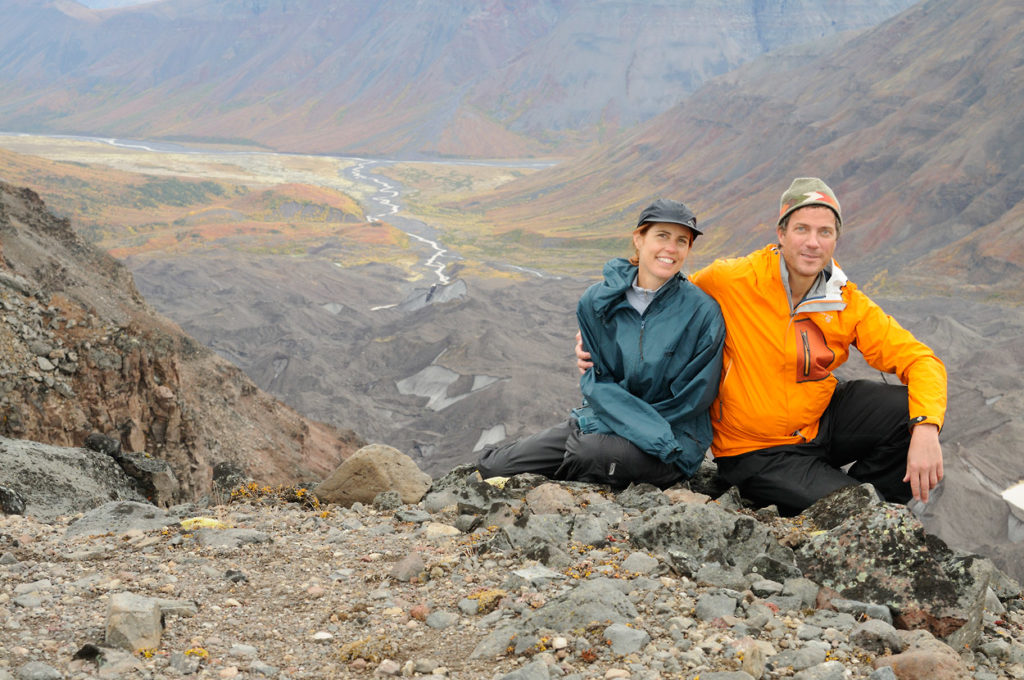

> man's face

[{"left": 776, "top": 205, "right": 838, "bottom": 281}]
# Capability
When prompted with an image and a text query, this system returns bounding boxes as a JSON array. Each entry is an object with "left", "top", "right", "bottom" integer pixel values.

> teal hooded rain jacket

[{"left": 573, "top": 258, "right": 725, "bottom": 477}]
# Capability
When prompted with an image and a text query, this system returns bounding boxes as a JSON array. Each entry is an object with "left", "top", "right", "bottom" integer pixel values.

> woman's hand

[{"left": 575, "top": 330, "right": 593, "bottom": 375}]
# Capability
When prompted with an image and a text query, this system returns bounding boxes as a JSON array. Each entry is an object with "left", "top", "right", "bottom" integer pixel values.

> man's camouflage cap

[{"left": 778, "top": 177, "right": 842, "bottom": 228}]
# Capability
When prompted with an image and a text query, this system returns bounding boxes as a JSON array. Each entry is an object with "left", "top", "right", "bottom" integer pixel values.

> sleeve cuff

[{"left": 909, "top": 415, "right": 942, "bottom": 432}]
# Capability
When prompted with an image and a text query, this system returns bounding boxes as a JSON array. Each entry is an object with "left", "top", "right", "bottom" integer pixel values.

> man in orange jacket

[{"left": 577, "top": 178, "right": 946, "bottom": 515}]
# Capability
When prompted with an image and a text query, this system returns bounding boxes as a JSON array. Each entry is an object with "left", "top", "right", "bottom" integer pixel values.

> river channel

[
  {"left": 344, "top": 158, "right": 456, "bottom": 286},
  {"left": 0, "top": 131, "right": 556, "bottom": 287}
]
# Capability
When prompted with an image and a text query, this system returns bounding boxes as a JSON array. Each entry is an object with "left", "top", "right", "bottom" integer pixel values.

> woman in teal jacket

[{"left": 477, "top": 199, "right": 725, "bottom": 488}]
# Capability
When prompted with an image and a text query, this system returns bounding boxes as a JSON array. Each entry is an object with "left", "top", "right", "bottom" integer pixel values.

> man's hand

[
  {"left": 575, "top": 330, "right": 593, "bottom": 375},
  {"left": 904, "top": 423, "right": 943, "bottom": 503}
]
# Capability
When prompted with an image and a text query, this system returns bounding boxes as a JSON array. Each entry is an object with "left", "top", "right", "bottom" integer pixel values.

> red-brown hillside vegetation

[
  {"left": 0, "top": 148, "right": 409, "bottom": 261},
  {"left": 459, "top": 0, "right": 1024, "bottom": 300}
]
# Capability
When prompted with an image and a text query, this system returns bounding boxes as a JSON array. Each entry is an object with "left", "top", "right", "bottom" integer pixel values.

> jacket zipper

[
  {"left": 801, "top": 329, "right": 810, "bottom": 378},
  {"left": 638, "top": 318, "right": 646, "bottom": 361}
]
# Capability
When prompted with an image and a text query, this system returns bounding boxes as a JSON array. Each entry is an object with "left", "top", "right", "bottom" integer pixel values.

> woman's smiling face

[{"left": 632, "top": 221, "right": 694, "bottom": 290}]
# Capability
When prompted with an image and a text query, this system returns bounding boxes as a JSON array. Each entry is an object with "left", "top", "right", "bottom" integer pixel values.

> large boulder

[
  {"left": 314, "top": 444, "right": 432, "bottom": 508},
  {"left": 0, "top": 436, "right": 146, "bottom": 521},
  {"left": 797, "top": 486, "right": 992, "bottom": 649},
  {"left": 627, "top": 500, "right": 795, "bottom": 576}
]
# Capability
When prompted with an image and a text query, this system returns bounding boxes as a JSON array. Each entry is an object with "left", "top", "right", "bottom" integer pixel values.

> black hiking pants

[
  {"left": 476, "top": 418, "right": 686, "bottom": 490},
  {"left": 714, "top": 380, "right": 915, "bottom": 515}
]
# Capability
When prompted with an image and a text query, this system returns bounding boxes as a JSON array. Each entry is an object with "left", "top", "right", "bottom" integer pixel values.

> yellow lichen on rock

[
  {"left": 180, "top": 517, "right": 229, "bottom": 530},
  {"left": 338, "top": 634, "right": 400, "bottom": 663},
  {"left": 468, "top": 588, "right": 507, "bottom": 614}
]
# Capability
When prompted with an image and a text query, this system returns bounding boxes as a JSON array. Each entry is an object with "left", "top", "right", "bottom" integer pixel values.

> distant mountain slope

[
  {"left": 464, "top": 0, "right": 1024, "bottom": 298},
  {"left": 0, "top": 0, "right": 915, "bottom": 157},
  {"left": 0, "top": 181, "right": 362, "bottom": 498}
]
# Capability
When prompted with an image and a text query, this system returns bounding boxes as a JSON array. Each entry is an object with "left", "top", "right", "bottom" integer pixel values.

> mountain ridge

[{"left": 0, "top": 0, "right": 916, "bottom": 157}]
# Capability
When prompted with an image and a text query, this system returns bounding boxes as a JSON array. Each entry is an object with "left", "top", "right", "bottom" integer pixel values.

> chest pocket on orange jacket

[{"left": 794, "top": 318, "right": 835, "bottom": 383}]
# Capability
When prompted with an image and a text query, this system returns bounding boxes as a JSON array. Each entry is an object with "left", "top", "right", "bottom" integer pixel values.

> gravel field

[{"left": 2, "top": 481, "right": 1024, "bottom": 680}]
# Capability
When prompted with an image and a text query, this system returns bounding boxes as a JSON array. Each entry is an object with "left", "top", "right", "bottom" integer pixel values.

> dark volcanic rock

[
  {"left": 616, "top": 483, "right": 671, "bottom": 511},
  {"left": 627, "top": 501, "right": 794, "bottom": 577},
  {"left": 796, "top": 501, "right": 994, "bottom": 649},
  {"left": 687, "top": 459, "right": 733, "bottom": 499},
  {"left": 84, "top": 432, "right": 122, "bottom": 456},
  {"left": 442, "top": 477, "right": 517, "bottom": 516},
  {"left": 111, "top": 451, "right": 181, "bottom": 508},
  {"left": 0, "top": 485, "right": 26, "bottom": 515},
  {"left": 802, "top": 483, "right": 886, "bottom": 531}
]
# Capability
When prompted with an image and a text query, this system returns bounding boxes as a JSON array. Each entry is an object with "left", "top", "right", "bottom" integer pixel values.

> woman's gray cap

[{"left": 636, "top": 198, "right": 702, "bottom": 236}]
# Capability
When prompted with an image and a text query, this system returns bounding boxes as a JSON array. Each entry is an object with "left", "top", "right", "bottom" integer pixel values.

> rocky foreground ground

[{"left": 2, "top": 461, "right": 1024, "bottom": 680}]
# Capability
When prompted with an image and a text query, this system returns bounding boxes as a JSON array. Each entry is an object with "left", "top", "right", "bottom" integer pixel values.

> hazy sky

[{"left": 78, "top": 0, "right": 155, "bottom": 7}]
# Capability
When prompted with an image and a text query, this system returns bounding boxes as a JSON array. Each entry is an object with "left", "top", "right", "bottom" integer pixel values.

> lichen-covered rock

[
  {"left": 628, "top": 501, "right": 794, "bottom": 576},
  {"left": 426, "top": 475, "right": 514, "bottom": 516},
  {"left": 112, "top": 451, "right": 180, "bottom": 507},
  {"left": 0, "top": 485, "right": 26, "bottom": 515},
  {"left": 616, "top": 482, "right": 670, "bottom": 511},
  {"left": 802, "top": 483, "right": 885, "bottom": 531},
  {"left": 502, "top": 511, "right": 573, "bottom": 551},
  {"left": 211, "top": 461, "right": 253, "bottom": 498},
  {"left": 796, "top": 501, "right": 989, "bottom": 648},
  {"left": 470, "top": 577, "right": 638, "bottom": 659}
]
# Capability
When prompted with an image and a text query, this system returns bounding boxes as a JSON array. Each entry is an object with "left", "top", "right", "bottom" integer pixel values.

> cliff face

[{"left": 0, "top": 182, "right": 361, "bottom": 500}]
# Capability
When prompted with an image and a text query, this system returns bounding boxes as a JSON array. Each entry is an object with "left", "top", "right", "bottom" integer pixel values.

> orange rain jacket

[{"left": 690, "top": 244, "right": 946, "bottom": 459}]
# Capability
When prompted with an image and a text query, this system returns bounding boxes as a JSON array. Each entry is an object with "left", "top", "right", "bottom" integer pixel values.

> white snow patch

[
  {"left": 473, "top": 425, "right": 507, "bottom": 452},
  {"left": 1002, "top": 481, "right": 1024, "bottom": 512},
  {"left": 396, "top": 366, "right": 502, "bottom": 412}
]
